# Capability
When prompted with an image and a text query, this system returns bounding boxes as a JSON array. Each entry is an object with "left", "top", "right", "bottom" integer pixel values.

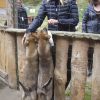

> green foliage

[
  {"left": 84, "top": 83, "right": 91, "bottom": 100},
  {"left": 65, "top": 83, "right": 91, "bottom": 100},
  {"left": 23, "top": 0, "right": 41, "bottom": 5},
  {"left": 77, "top": 0, "right": 88, "bottom": 21},
  {"left": 23, "top": 0, "right": 89, "bottom": 31}
]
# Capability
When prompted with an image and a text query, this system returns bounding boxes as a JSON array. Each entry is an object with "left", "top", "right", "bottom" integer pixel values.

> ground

[
  {"left": 0, "top": 79, "right": 21, "bottom": 100},
  {"left": 0, "top": 79, "right": 70, "bottom": 100},
  {"left": 0, "top": 76, "right": 91, "bottom": 100}
]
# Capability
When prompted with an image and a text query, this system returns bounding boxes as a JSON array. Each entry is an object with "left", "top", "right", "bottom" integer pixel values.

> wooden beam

[
  {"left": 71, "top": 39, "right": 88, "bottom": 100},
  {"left": 92, "top": 42, "right": 100, "bottom": 100},
  {"left": 51, "top": 31, "right": 100, "bottom": 41},
  {"left": 54, "top": 36, "right": 69, "bottom": 100},
  {"left": 0, "top": 28, "right": 100, "bottom": 40},
  {"left": 0, "top": 69, "right": 8, "bottom": 79},
  {"left": 6, "top": 0, "right": 13, "bottom": 27}
]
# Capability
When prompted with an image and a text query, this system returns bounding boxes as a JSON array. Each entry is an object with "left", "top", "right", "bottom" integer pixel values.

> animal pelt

[
  {"left": 20, "top": 32, "right": 39, "bottom": 100},
  {"left": 37, "top": 29, "right": 54, "bottom": 100}
]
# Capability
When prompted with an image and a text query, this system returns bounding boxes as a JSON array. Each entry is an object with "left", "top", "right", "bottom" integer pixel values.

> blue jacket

[
  {"left": 82, "top": 4, "right": 100, "bottom": 33},
  {"left": 26, "top": 0, "right": 79, "bottom": 33}
]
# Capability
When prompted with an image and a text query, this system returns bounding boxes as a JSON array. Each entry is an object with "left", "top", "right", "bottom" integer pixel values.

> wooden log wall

[
  {"left": 0, "top": 27, "right": 25, "bottom": 89},
  {"left": 92, "top": 42, "right": 100, "bottom": 100},
  {"left": 52, "top": 31, "right": 100, "bottom": 100},
  {"left": 71, "top": 39, "right": 88, "bottom": 100},
  {"left": 0, "top": 27, "right": 100, "bottom": 100},
  {"left": 54, "top": 36, "right": 69, "bottom": 100}
]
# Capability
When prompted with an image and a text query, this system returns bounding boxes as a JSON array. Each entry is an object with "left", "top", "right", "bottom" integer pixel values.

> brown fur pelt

[
  {"left": 20, "top": 32, "right": 39, "bottom": 100},
  {"left": 37, "top": 29, "right": 54, "bottom": 100}
]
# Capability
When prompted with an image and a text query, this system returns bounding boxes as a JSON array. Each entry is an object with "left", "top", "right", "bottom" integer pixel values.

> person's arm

[
  {"left": 82, "top": 7, "right": 89, "bottom": 33},
  {"left": 58, "top": 0, "right": 79, "bottom": 26},
  {"left": 26, "top": 0, "right": 46, "bottom": 33}
]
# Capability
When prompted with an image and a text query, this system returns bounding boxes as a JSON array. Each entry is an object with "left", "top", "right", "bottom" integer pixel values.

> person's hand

[
  {"left": 22, "top": 33, "right": 31, "bottom": 46},
  {"left": 48, "top": 19, "right": 58, "bottom": 24}
]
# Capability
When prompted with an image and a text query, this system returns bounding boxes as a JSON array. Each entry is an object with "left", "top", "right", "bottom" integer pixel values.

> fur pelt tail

[
  {"left": 42, "top": 77, "right": 52, "bottom": 88},
  {"left": 19, "top": 81, "right": 33, "bottom": 93}
]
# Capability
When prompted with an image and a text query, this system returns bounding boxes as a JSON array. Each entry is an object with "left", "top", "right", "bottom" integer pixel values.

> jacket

[
  {"left": 18, "top": 6, "right": 28, "bottom": 29},
  {"left": 82, "top": 4, "right": 100, "bottom": 33},
  {"left": 26, "top": 0, "right": 79, "bottom": 33}
]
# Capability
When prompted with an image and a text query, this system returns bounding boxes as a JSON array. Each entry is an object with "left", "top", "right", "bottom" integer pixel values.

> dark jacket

[
  {"left": 82, "top": 4, "right": 100, "bottom": 33},
  {"left": 18, "top": 6, "right": 28, "bottom": 29},
  {"left": 26, "top": 0, "right": 79, "bottom": 33}
]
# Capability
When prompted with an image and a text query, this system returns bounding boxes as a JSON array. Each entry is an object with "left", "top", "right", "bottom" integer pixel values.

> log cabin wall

[{"left": 0, "top": 27, "right": 100, "bottom": 99}]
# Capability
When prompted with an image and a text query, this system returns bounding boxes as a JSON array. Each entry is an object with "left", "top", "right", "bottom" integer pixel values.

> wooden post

[
  {"left": 71, "top": 39, "right": 88, "bottom": 100},
  {"left": 13, "top": 0, "right": 18, "bottom": 28},
  {"left": 6, "top": 0, "right": 18, "bottom": 28},
  {"left": 92, "top": 41, "right": 100, "bottom": 100},
  {"left": 6, "top": 0, "right": 13, "bottom": 27},
  {"left": 17, "top": 35, "right": 26, "bottom": 82},
  {"left": 54, "top": 36, "right": 69, "bottom": 100},
  {"left": 6, "top": 33, "right": 18, "bottom": 89}
]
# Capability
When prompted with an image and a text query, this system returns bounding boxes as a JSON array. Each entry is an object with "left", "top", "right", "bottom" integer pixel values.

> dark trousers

[{"left": 87, "top": 47, "right": 94, "bottom": 76}]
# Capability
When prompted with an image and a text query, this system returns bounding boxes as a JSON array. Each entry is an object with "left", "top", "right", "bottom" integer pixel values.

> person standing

[
  {"left": 82, "top": 0, "right": 100, "bottom": 76},
  {"left": 16, "top": 0, "right": 28, "bottom": 29}
]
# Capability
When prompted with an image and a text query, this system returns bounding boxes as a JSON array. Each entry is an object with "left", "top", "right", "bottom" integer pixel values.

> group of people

[
  {"left": 23, "top": 0, "right": 100, "bottom": 75},
  {"left": 21, "top": 0, "right": 100, "bottom": 99},
  {"left": 82, "top": 0, "right": 100, "bottom": 76}
]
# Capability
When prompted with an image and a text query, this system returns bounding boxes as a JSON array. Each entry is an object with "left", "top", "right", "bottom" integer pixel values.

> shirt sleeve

[
  {"left": 82, "top": 7, "right": 89, "bottom": 33},
  {"left": 26, "top": 0, "right": 46, "bottom": 33}
]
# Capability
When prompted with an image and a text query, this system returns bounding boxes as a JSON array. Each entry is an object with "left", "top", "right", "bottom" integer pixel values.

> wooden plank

[
  {"left": 0, "top": 28, "right": 100, "bottom": 40},
  {"left": 6, "top": 0, "right": 13, "bottom": 27},
  {"left": 92, "top": 42, "right": 100, "bottom": 100},
  {"left": 5, "top": 33, "right": 17, "bottom": 89},
  {"left": 0, "top": 69, "right": 8, "bottom": 79},
  {"left": 17, "top": 35, "right": 26, "bottom": 81},
  {"left": 71, "top": 39, "right": 88, "bottom": 100},
  {"left": 51, "top": 31, "right": 100, "bottom": 41},
  {"left": 54, "top": 36, "right": 69, "bottom": 100},
  {"left": 6, "top": 28, "right": 26, "bottom": 34},
  {"left": 0, "top": 31, "right": 6, "bottom": 72}
]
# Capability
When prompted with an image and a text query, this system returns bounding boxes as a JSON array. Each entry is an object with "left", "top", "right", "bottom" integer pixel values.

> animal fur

[
  {"left": 20, "top": 32, "right": 39, "bottom": 100},
  {"left": 37, "top": 29, "right": 54, "bottom": 100}
]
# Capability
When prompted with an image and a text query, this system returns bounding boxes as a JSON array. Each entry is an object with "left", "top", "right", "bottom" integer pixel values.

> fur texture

[
  {"left": 37, "top": 29, "right": 54, "bottom": 100},
  {"left": 20, "top": 32, "right": 38, "bottom": 100}
]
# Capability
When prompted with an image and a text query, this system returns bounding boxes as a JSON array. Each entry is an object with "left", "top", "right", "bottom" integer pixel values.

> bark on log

[
  {"left": 92, "top": 42, "right": 100, "bottom": 100},
  {"left": 37, "top": 30, "right": 54, "bottom": 100},
  {"left": 6, "top": 33, "right": 18, "bottom": 89},
  {"left": 6, "top": 0, "right": 13, "bottom": 27},
  {"left": 0, "top": 31, "right": 17, "bottom": 88},
  {"left": 17, "top": 35, "right": 26, "bottom": 82},
  {"left": 51, "top": 31, "right": 100, "bottom": 41},
  {"left": 20, "top": 33, "right": 38, "bottom": 100},
  {"left": 71, "top": 39, "right": 88, "bottom": 100},
  {"left": 54, "top": 36, "right": 69, "bottom": 100},
  {"left": 1, "top": 28, "right": 100, "bottom": 41},
  {"left": 0, "top": 31, "right": 6, "bottom": 72}
]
